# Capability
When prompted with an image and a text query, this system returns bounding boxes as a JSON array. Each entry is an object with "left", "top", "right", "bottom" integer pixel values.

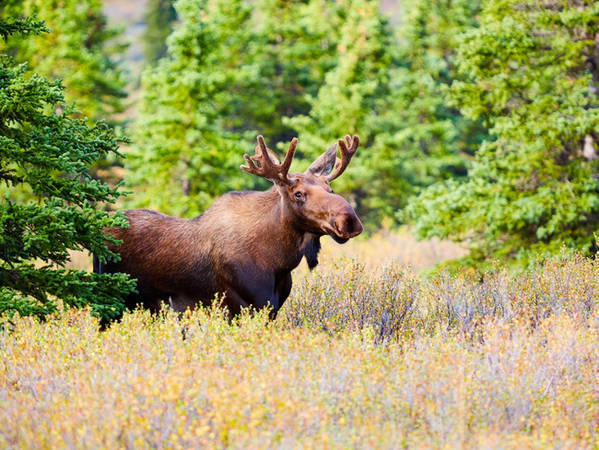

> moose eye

[{"left": 294, "top": 192, "right": 303, "bottom": 199}]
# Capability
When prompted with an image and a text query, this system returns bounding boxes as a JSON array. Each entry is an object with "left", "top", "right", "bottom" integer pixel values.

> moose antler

[
  {"left": 241, "top": 135, "right": 297, "bottom": 185},
  {"left": 326, "top": 135, "right": 359, "bottom": 182}
]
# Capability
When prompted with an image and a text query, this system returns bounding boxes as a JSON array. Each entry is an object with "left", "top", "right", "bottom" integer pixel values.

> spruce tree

[
  {"left": 287, "top": 0, "right": 402, "bottom": 226},
  {"left": 143, "top": 0, "right": 177, "bottom": 65},
  {"left": 407, "top": 0, "right": 599, "bottom": 265},
  {"left": 128, "top": 0, "right": 259, "bottom": 217},
  {"left": 390, "top": 0, "right": 485, "bottom": 191},
  {"left": 2, "top": 0, "right": 127, "bottom": 121},
  {"left": 0, "top": 17, "right": 135, "bottom": 321},
  {"left": 251, "top": 0, "right": 342, "bottom": 145}
]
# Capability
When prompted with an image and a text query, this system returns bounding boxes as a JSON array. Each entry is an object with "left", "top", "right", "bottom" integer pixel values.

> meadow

[{"left": 1, "top": 235, "right": 598, "bottom": 448}]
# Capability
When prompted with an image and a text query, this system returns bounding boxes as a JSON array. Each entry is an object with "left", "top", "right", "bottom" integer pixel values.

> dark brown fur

[{"left": 99, "top": 136, "right": 362, "bottom": 318}]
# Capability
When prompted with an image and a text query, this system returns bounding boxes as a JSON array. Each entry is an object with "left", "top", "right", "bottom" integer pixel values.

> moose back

[{"left": 95, "top": 135, "right": 362, "bottom": 318}]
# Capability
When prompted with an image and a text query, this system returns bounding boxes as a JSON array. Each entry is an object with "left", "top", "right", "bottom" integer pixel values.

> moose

[{"left": 95, "top": 135, "right": 362, "bottom": 318}]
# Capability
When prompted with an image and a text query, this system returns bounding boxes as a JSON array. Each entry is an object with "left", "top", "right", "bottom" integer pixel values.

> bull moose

[{"left": 95, "top": 135, "right": 362, "bottom": 318}]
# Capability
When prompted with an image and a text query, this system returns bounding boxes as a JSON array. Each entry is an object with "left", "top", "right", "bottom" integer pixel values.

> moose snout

[{"left": 334, "top": 213, "right": 363, "bottom": 238}]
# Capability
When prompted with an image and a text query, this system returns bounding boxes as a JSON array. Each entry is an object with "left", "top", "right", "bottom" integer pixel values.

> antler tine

[
  {"left": 326, "top": 135, "right": 359, "bottom": 182},
  {"left": 345, "top": 135, "right": 353, "bottom": 148},
  {"left": 256, "top": 134, "right": 269, "bottom": 158},
  {"left": 281, "top": 137, "right": 297, "bottom": 174},
  {"left": 240, "top": 135, "right": 297, "bottom": 185}
]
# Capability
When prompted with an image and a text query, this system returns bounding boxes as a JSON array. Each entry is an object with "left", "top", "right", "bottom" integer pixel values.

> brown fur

[{"left": 99, "top": 136, "right": 362, "bottom": 318}]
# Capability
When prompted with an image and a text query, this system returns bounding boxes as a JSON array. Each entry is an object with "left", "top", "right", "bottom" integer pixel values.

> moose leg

[
  {"left": 222, "top": 288, "right": 250, "bottom": 318},
  {"left": 169, "top": 293, "right": 202, "bottom": 313},
  {"left": 125, "top": 289, "right": 164, "bottom": 314},
  {"left": 272, "top": 273, "right": 292, "bottom": 319},
  {"left": 243, "top": 280, "right": 279, "bottom": 317},
  {"left": 224, "top": 267, "right": 279, "bottom": 316}
]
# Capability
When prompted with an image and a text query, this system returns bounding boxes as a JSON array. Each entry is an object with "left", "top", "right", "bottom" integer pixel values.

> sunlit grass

[
  {"left": 312, "top": 226, "right": 467, "bottom": 272},
  {"left": 2, "top": 251, "right": 599, "bottom": 448}
]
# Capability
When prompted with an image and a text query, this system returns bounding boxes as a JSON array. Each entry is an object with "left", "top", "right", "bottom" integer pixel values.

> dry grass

[
  {"left": 2, "top": 250, "right": 599, "bottom": 448},
  {"left": 316, "top": 227, "right": 467, "bottom": 272}
]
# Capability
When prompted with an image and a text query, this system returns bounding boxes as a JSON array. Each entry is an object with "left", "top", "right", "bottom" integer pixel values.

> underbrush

[
  {"left": 1, "top": 254, "right": 598, "bottom": 448},
  {"left": 283, "top": 253, "right": 599, "bottom": 343}
]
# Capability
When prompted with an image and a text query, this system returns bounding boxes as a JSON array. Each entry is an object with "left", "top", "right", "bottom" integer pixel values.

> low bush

[{"left": 1, "top": 254, "right": 598, "bottom": 447}]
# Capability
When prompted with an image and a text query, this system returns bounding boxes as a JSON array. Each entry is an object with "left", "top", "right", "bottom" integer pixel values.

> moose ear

[{"left": 306, "top": 143, "right": 337, "bottom": 177}]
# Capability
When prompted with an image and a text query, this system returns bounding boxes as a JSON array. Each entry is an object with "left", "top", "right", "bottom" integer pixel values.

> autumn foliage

[{"left": 1, "top": 253, "right": 598, "bottom": 447}]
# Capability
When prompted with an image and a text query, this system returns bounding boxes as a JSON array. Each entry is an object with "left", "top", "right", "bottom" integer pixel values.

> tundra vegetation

[
  {"left": 1, "top": 252, "right": 598, "bottom": 447},
  {"left": 1, "top": 0, "right": 599, "bottom": 447}
]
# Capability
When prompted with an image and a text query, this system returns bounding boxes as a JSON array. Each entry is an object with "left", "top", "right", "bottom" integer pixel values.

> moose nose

[{"left": 334, "top": 213, "right": 363, "bottom": 238}]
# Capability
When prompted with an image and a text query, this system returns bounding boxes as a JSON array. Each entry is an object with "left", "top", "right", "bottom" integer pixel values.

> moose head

[{"left": 241, "top": 135, "right": 363, "bottom": 244}]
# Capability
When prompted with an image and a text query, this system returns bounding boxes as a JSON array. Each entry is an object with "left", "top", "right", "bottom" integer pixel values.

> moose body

[{"left": 97, "top": 135, "right": 362, "bottom": 317}]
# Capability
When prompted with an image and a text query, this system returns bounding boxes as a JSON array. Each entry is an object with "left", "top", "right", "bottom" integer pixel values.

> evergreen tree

[
  {"left": 2, "top": 0, "right": 127, "bottom": 121},
  {"left": 390, "top": 0, "right": 485, "bottom": 192},
  {"left": 0, "top": 17, "right": 135, "bottom": 321},
  {"left": 128, "top": 0, "right": 260, "bottom": 217},
  {"left": 287, "top": 0, "right": 402, "bottom": 226},
  {"left": 252, "top": 0, "right": 342, "bottom": 145},
  {"left": 407, "top": 0, "right": 599, "bottom": 265},
  {"left": 143, "top": 0, "right": 177, "bottom": 65}
]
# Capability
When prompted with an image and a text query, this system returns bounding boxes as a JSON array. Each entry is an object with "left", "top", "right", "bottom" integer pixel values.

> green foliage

[
  {"left": 128, "top": 0, "right": 487, "bottom": 227},
  {"left": 251, "top": 0, "right": 342, "bottom": 144},
  {"left": 0, "top": 13, "right": 46, "bottom": 39},
  {"left": 1, "top": 0, "right": 127, "bottom": 121},
  {"left": 390, "top": 0, "right": 486, "bottom": 190},
  {"left": 130, "top": 0, "right": 352, "bottom": 216},
  {"left": 143, "top": 0, "right": 177, "bottom": 65},
  {"left": 287, "top": 0, "right": 485, "bottom": 227},
  {"left": 287, "top": 0, "right": 403, "bottom": 226},
  {"left": 128, "top": 0, "right": 261, "bottom": 216},
  {"left": 0, "top": 17, "right": 135, "bottom": 321},
  {"left": 407, "top": 0, "right": 599, "bottom": 265}
]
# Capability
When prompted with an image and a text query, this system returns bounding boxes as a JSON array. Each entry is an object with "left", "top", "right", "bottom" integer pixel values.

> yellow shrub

[{"left": 2, "top": 247, "right": 599, "bottom": 448}]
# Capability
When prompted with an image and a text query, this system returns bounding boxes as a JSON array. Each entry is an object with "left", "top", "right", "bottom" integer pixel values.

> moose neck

[{"left": 257, "top": 187, "right": 319, "bottom": 271}]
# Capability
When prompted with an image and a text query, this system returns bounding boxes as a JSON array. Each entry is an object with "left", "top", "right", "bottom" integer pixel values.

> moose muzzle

[{"left": 334, "top": 212, "right": 363, "bottom": 238}]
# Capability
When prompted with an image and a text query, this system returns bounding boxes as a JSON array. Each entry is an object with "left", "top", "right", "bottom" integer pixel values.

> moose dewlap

[{"left": 96, "top": 135, "right": 362, "bottom": 318}]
